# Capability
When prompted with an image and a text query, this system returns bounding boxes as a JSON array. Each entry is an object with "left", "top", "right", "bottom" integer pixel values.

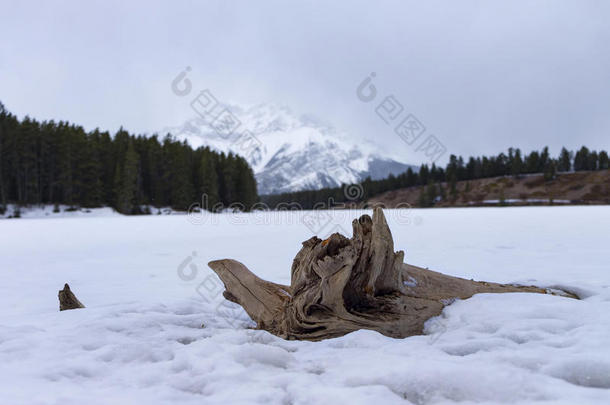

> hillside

[{"left": 367, "top": 170, "right": 610, "bottom": 208}]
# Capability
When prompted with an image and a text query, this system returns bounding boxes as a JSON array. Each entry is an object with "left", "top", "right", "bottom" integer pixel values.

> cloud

[{"left": 1, "top": 0, "right": 609, "bottom": 164}]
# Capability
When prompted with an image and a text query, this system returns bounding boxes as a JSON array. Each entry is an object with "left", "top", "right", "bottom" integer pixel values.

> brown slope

[{"left": 367, "top": 170, "right": 610, "bottom": 208}]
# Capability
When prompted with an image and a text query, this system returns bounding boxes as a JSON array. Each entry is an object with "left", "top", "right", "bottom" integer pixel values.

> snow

[
  {"left": 481, "top": 199, "right": 572, "bottom": 204},
  {"left": 0, "top": 204, "right": 122, "bottom": 219},
  {"left": 403, "top": 276, "right": 418, "bottom": 287},
  {"left": 0, "top": 204, "right": 187, "bottom": 219},
  {"left": 163, "top": 103, "right": 413, "bottom": 194},
  {"left": 1, "top": 206, "right": 610, "bottom": 404}
]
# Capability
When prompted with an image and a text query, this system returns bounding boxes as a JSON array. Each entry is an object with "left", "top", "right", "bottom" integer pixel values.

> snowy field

[
  {"left": 1, "top": 206, "right": 609, "bottom": 404},
  {"left": 0, "top": 204, "right": 181, "bottom": 219}
]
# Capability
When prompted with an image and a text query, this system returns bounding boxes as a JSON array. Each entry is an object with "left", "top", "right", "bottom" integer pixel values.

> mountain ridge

[{"left": 162, "top": 103, "right": 416, "bottom": 195}]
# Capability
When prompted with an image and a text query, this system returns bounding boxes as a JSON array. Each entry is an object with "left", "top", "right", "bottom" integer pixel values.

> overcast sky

[{"left": 1, "top": 0, "right": 609, "bottom": 164}]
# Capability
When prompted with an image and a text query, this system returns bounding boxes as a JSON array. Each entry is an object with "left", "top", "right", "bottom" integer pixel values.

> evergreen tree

[
  {"left": 418, "top": 164, "right": 429, "bottom": 185},
  {"left": 235, "top": 157, "right": 258, "bottom": 208},
  {"left": 217, "top": 153, "right": 237, "bottom": 206},
  {"left": 78, "top": 134, "right": 103, "bottom": 207},
  {"left": 574, "top": 146, "right": 590, "bottom": 171},
  {"left": 113, "top": 139, "right": 138, "bottom": 214},
  {"left": 544, "top": 160, "right": 556, "bottom": 181},
  {"left": 599, "top": 151, "right": 609, "bottom": 170},
  {"left": 0, "top": 105, "right": 6, "bottom": 208},
  {"left": 511, "top": 149, "right": 523, "bottom": 177},
  {"left": 525, "top": 150, "right": 540, "bottom": 174},
  {"left": 558, "top": 147, "right": 572, "bottom": 172},
  {"left": 588, "top": 151, "right": 599, "bottom": 171},
  {"left": 166, "top": 139, "right": 194, "bottom": 210},
  {"left": 198, "top": 149, "right": 219, "bottom": 209},
  {"left": 406, "top": 167, "right": 417, "bottom": 187},
  {"left": 539, "top": 147, "right": 550, "bottom": 173}
]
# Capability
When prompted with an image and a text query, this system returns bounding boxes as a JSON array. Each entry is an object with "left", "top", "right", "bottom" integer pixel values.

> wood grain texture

[
  {"left": 58, "top": 283, "right": 85, "bottom": 311},
  {"left": 208, "top": 208, "right": 576, "bottom": 341}
]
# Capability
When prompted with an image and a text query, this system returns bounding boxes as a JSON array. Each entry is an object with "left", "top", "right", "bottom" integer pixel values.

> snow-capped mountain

[{"left": 163, "top": 104, "right": 415, "bottom": 195}]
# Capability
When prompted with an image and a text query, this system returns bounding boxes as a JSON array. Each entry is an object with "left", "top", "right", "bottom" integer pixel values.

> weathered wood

[
  {"left": 58, "top": 283, "right": 85, "bottom": 311},
  {"left": 208, "top": 207, "right": 576, "bottom": 341}
]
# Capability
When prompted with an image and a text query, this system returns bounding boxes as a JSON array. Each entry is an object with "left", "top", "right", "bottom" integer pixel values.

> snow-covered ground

[
  {"left": 0, "top": 204, "right": 121, "bottom": 219},
  {"left": 0, "top": 204, "right": 184, "bottom": 219},
  {"left": 1, "top": 206, "right": 609, "bottom": 404}
]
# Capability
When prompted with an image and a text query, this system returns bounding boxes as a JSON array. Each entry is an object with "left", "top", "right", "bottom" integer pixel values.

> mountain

[{"left": 162, "top": 103, "right": 415, "bottom": 195}]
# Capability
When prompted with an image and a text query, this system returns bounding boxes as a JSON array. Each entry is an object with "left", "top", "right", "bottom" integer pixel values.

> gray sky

[{"left": 1, "top": 0, "right": 609, "bottom": 165}]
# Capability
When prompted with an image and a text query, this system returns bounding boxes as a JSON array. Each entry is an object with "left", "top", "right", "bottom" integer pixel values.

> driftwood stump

[
  {"left": 59, "top": 283, "right": 85, "bottom": 311},
  {"left": 208, "top": 208, "right": 575, "bottom": 341}
]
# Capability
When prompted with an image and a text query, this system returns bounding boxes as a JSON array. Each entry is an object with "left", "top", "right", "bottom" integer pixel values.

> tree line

[
  {"left": 262, "top": 145, "right": 609, "bottom": 209},
  {"left": 0, "top": 102, "right": 258, "bottom": 214}
]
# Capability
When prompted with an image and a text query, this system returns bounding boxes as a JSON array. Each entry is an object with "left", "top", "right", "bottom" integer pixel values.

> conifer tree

[
  {"left": 574, "top": 146, "right": 590, "bottom": 171},
  {"left": 198, "top": 149, "right": 219, "bottom": 209},
  {"left": 558, "top": 147, "right": 572, "bottom": 172},
  {"left": 511, "top": 149, "right": 523, "bottom": 177},
  {"left": 544, "top": 160, "right": 556, "bottom": 181},
  {"left": 588, "top": 151, "right": 599, "bottom": 171},
  {"left": 599, "top": 151, "right": 609, "bottom": 170},
  {"left": 114, "top": 139, "right": 139, "bottom": 214}
]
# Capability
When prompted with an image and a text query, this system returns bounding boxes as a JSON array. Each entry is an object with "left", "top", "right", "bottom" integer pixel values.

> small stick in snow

[{"left": 58, "top": 283, "right": 85, "bottom": 311}]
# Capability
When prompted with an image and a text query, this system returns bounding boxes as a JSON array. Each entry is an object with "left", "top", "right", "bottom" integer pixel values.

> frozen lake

[{"left": 1, "top": 206, "right": 609, "bottom": 404}]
